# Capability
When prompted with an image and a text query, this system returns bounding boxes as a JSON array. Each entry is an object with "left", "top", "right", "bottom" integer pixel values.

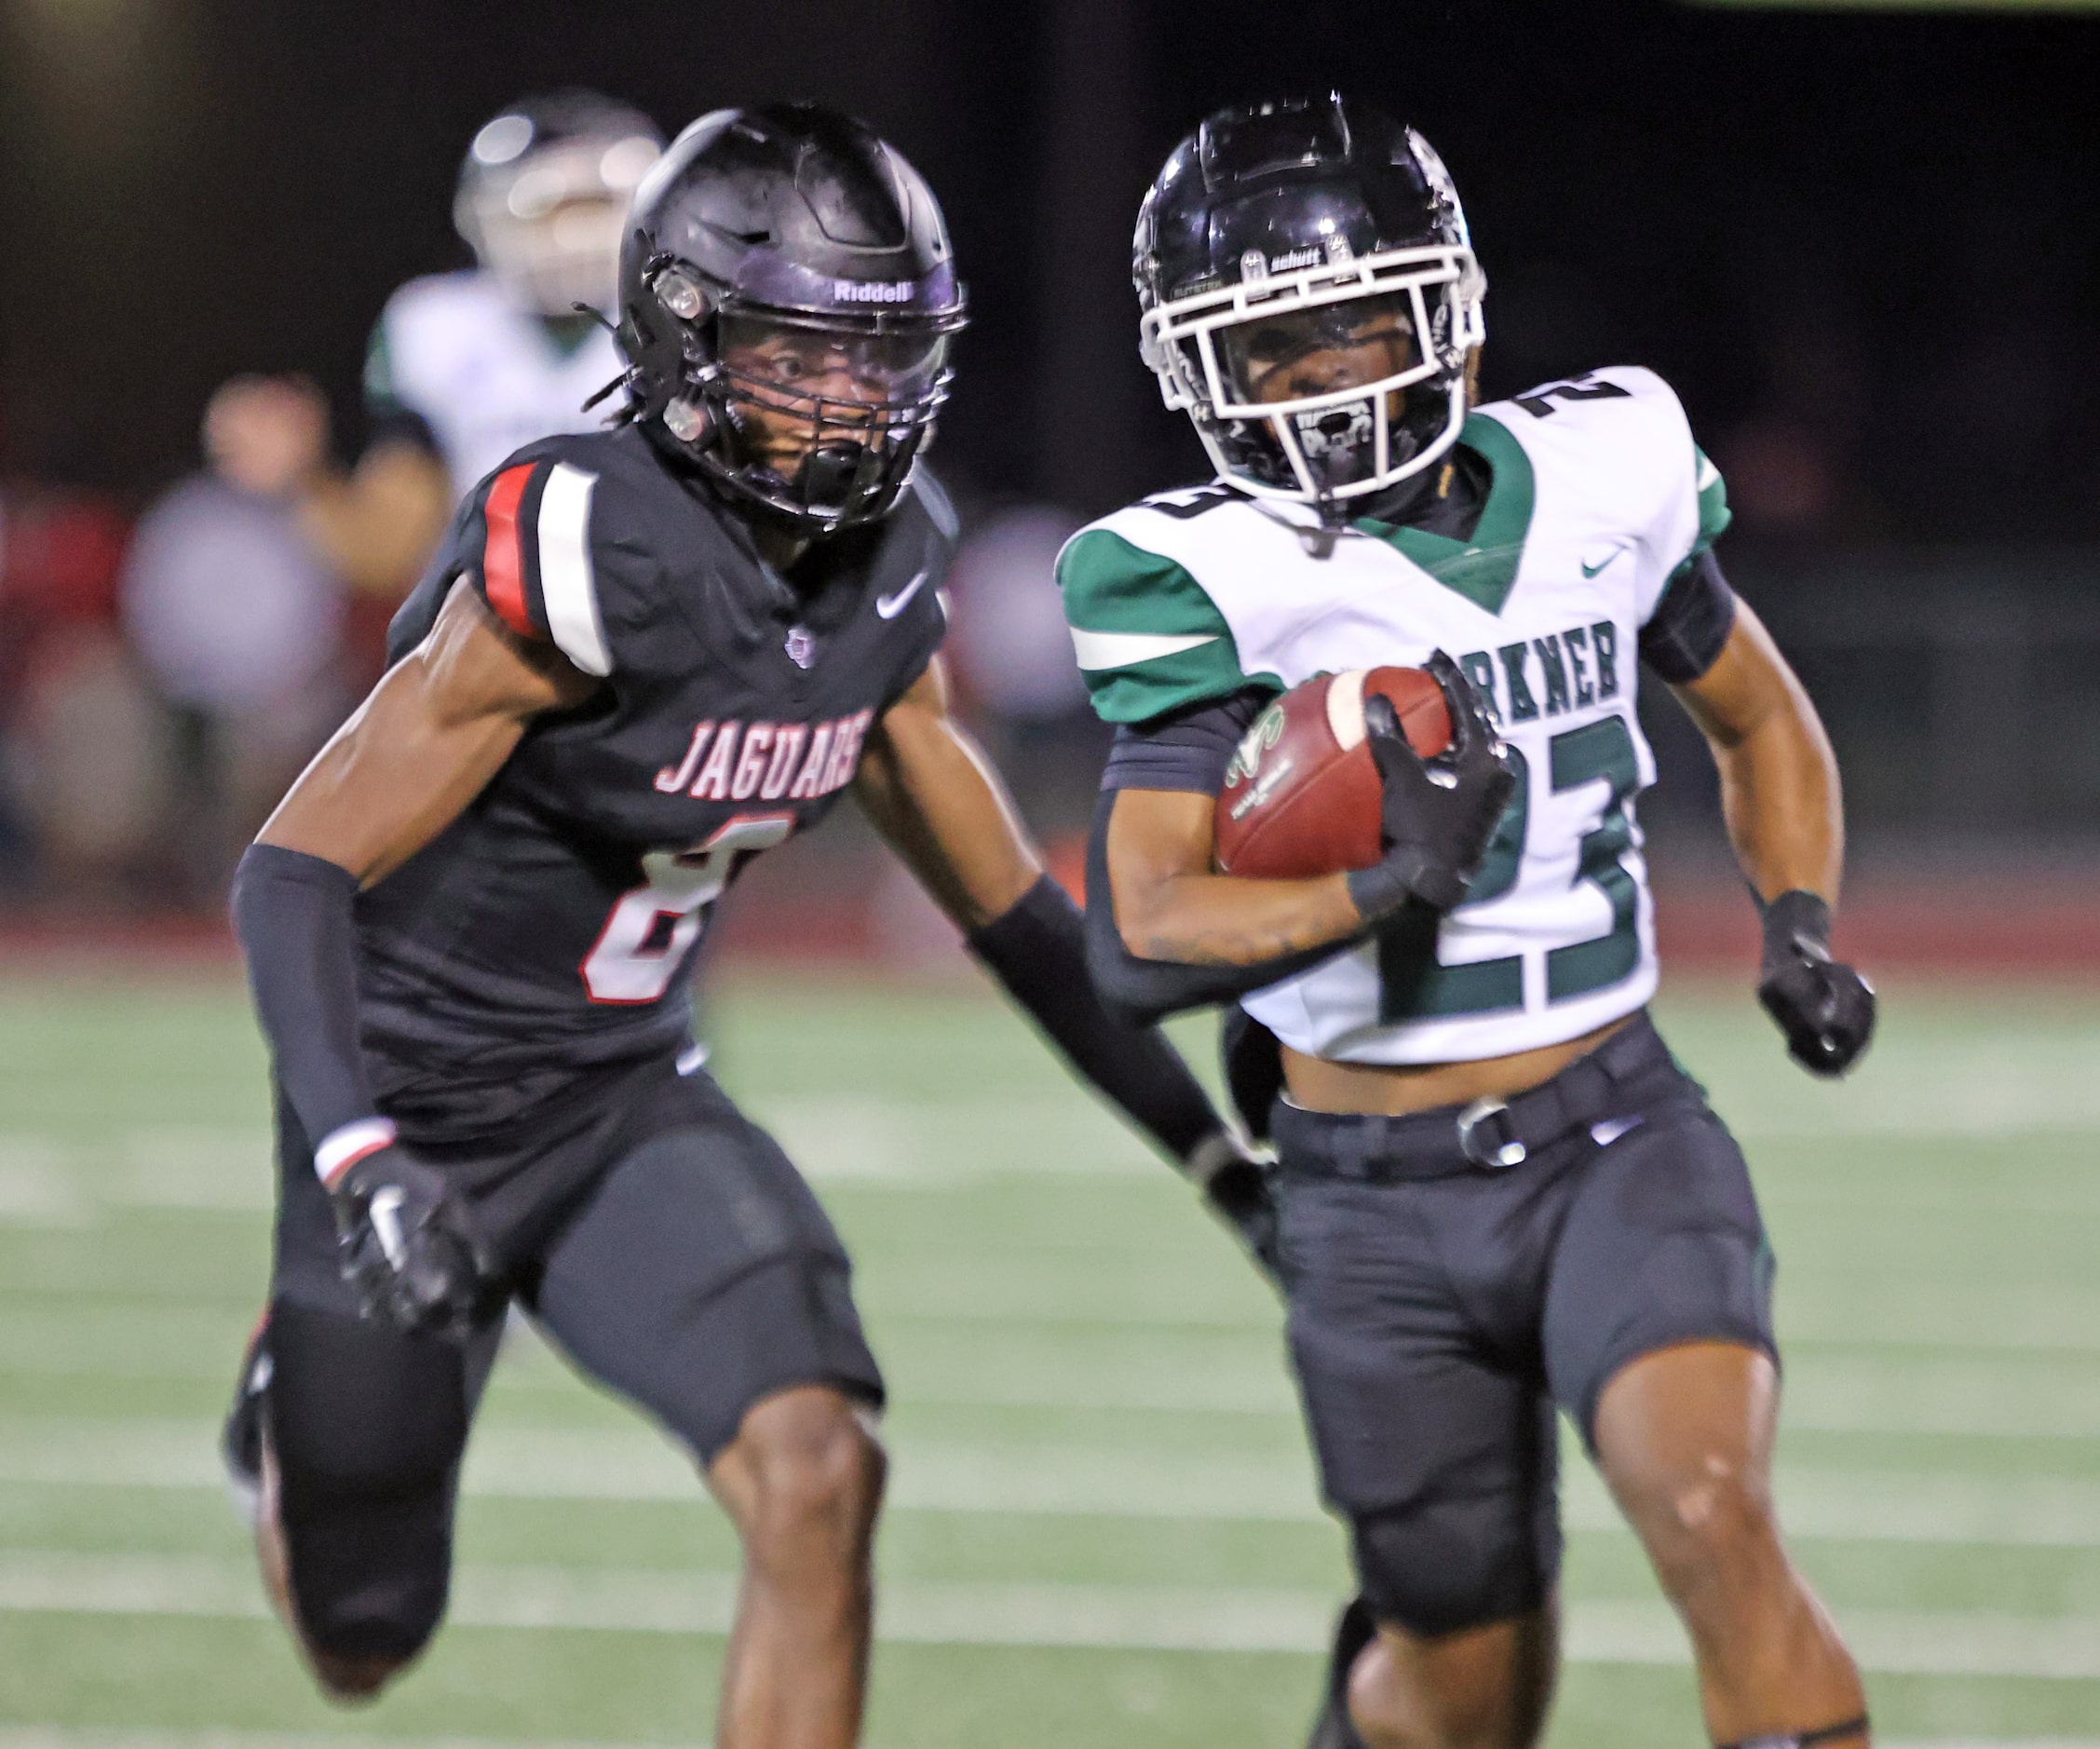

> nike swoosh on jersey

[
  {"left": 875, "top": 568, "right": 932, "bottom": 618},
  {"left": 1579, "top": 546, "right": 1629, "bottom": 578}
]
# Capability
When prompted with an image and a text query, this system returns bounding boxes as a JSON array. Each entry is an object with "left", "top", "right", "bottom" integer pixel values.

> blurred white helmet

[{"left": 454, "top": 91, "right": 664, "bottom": 319}]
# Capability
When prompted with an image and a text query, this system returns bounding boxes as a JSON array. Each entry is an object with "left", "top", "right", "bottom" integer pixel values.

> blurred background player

[
  {"left": 1064, "top": 96, "right": 1876, "bottom": 1749},
  {"left": 305, "top": 91, "right": 664, "bottom": 625}
]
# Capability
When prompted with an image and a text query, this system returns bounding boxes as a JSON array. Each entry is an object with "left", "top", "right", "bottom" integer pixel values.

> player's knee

[
  {"left": 1352, "top": 1499, "right": 1553, "bottom": 1640},
  {"left": 737, "top": 1391, "right": 885, "bottom": 1563},
  {"left": 309, "top": 1650, "right": 410, "bottom": 1705},
  {"left": 277, "top": 1489, "right": 453, "bottom": 1674},
  {"left": 1621, "top": 1454, "right": 1780, "bottom": 1597}
]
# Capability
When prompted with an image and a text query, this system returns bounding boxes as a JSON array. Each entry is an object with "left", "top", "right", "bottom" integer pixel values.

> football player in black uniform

[{"left": 223, "top": 105, "right": 1267, "bottom": 1749}]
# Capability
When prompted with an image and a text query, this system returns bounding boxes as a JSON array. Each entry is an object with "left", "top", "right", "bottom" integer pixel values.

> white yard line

[
  {"left": 11, "top": 1065, "right": 2100, "bottom": 1230},
  {"left": 6, "top": 1552, "right": 2100, "bottom": 1678},
  {"left": 22, "top": 1302, "right": 2100, "bottom": 1363},
  {"left": 9, "top": 1418, "right": 2100, "bottom": 1549},
  {"left": 10, "top": 1312, "right": 2100, "bottom": 1434}
]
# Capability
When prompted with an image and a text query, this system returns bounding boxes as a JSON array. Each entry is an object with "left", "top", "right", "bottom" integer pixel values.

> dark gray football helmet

[{"left": 616, "top": 103, "right": 968, "bottom": 533}]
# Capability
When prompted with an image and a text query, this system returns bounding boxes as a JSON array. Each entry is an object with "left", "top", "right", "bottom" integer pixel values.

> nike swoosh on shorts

[{"left": 876, "top": 568, "right": 931, "bottom": 618}]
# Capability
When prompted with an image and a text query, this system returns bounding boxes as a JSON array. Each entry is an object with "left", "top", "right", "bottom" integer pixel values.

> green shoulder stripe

[
  {"left": 1056, "top": 528, "right": 1272, "bottom": 724},
  {"left": 1689, "top": 444, "right": 1730, "bottom": 559}
]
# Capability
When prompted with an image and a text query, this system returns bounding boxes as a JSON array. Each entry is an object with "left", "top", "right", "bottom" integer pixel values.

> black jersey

[{"left": 356, "top": 425, "right": 952, "bottom": 1135}]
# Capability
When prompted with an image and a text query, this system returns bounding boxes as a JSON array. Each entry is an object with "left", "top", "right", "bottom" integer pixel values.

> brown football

[{"left": 1213, "top": 667, "right": 1454, "bottom": 879}]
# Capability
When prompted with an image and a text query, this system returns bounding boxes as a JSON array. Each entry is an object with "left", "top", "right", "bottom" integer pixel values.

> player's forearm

[
  {"left": 1118, "top": 867, "right": 1363, "bottom": 965},
  {"left": 1085, "top": 796, "right": 1358, "bottom": 1024},
  {"left": 1712, "top": 703, "right": 1844, "bottom": 905},
  {"left": 1674, "top": 604, "right": 1844, "bottom": 905},
  {"left": 860, "top": 663, "right": 1043, "bottom": 931},
  {"left": 968, "top": 874, "right": 1231, "bottom": 1165},
  {"left": 1104, "top": 787, "right": 1363, "bottom": 966},
  {"left": 230, "top": 846, "right": 392, "bottom": 1175}
]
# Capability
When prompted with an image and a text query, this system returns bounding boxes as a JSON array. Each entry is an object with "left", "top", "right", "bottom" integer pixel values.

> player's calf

[{"left": 1346, "top": 1613, "right": 1556, "bottom": 1749}]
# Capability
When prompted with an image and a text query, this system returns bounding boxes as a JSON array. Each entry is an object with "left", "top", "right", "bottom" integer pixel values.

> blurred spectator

[
  {"left": 942, "top": 502, "right": 1105, "bottom": 834},
  {"left": 119, "top": 375, "right": 350, "bottom": 901},
  {"left": 947, "top": 504, "right": 1091, "bottom": 723},
  {"left": 0, "top": 392, "right": 146, "bottom": 902},
  {"left": 303, "top": 91, "right": 662, "bottom": 677}
]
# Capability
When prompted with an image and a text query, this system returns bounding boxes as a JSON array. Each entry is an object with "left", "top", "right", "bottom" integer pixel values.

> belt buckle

[{"left": 1456, "top": 1096, "right": 1528, "bottom": 1170}]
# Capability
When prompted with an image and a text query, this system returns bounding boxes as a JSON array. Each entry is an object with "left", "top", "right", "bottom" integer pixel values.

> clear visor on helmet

[
  {"left": 716, "top": 314, "right": 952, "bottom": 414},
  {"left": 703, "top": 311, "right": 955, "bottom": 527}
]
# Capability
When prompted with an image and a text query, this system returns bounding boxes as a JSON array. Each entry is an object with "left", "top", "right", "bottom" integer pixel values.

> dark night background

[
  {"left": 4, "top": 0, "right": 2099, "bottom": 858},
  {"left": 5, "top": 0, "right": 2097, "bottom": 529}
]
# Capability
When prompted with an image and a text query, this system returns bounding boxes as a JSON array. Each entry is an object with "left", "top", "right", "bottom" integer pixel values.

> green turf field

[{"left": 3, "top": 968, "right": 2099, "bottom": 1748}]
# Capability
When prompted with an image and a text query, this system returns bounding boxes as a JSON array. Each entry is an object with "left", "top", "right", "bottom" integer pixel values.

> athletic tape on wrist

[
  {"left": 315, "top": 1118, "right": 398, "bottom": 1188},
  {"left": 1184, "top": 1128, "right": 1253, "bottom": 1186}
]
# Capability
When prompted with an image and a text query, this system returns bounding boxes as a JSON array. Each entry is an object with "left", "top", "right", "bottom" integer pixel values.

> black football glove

[
  {"left": 328, "top": 1146, "right": 493, "bottom": 1338},
  {"left": 1186, "top": 1130, "right": 1282, "bottom": 1287},
  {"left": 1756, "top": 889, "right": 1876, "bottom": 1078},
  {"left": 1346, "top": 650, "right": 1517, "bottom": 923}
]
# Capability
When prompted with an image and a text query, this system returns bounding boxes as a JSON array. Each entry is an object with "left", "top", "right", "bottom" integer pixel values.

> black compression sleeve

[
  {"left": 230, "top": 844, "right": 382, "bottom": 1155},
  {"left": 1082, "top": 793, "right": 1349, "bottom": 1026},
  {"left": 1640, "top": 549, "right": 1739, "bottom": 683},
  {"left": 967, "top": 873, "right": 1225, "bottom": 1163},
  {"left": 1101, "top": 688, "right": 1273, "bottom": 795}
]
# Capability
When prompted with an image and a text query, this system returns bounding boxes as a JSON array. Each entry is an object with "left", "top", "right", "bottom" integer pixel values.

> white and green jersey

[
  {"left": 1057, "top": 366, "right": 1730, "bottom": 1065},
  {"left": 364, "top": 271, "right": 624, "bottom": 496}
]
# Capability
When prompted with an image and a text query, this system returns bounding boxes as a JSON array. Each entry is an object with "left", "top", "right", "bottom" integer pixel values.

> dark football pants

[
  {"left": 262, "top": 1052, "right": 883, "bottom": 1662},
  {"left": 1271, "top": 1012, "right": 1777, "bottom": 1639}
]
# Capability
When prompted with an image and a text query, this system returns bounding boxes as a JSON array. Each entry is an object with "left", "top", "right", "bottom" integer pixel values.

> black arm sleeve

[
  {"left": 1082, "top": 793, "right": 1350, "bottom": 1026},
  {"left": 966, "top": 874, "right": 1226, "bottom": 1163},
  {"left": 1640, "top": 548, "right": 1739, "bottom": 684},
  {"left": 229, "top": 844, "right": 380, "bottom": 1153},
  {"left": 1100, "top": 687, "right": 1273, "bottom": 794}
]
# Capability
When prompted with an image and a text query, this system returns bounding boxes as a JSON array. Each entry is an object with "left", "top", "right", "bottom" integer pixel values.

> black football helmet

[
  {"left": 455, "top": 91, "right": 664, "bottom": 319},
  {"left": 1134, "top": 95, "right": 1485, "bottom": 514},
  {"left": 616, "top": 103, "right": 968, "bottom": 533}
]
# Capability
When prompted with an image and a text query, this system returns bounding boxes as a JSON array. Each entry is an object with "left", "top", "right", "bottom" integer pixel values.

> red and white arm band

[{"left": 314, "top": 1118, "right": 398, "bottom": 1188}]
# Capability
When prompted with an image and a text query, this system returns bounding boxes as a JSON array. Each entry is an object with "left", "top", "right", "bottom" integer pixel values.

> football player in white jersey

[
  {"left": 309, "top": 93, "right": 663, "bottom": 601},
  {"left": 1059, "top": 97, "right": 1876, "bottom": 1749}
]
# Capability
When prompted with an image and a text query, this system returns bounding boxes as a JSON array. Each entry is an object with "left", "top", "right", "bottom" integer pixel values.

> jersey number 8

[{"left": 582, "top": 814, "right": 797, "bottom": 1004}]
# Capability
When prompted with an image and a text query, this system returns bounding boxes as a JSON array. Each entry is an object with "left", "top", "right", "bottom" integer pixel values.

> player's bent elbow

[{"left": 1082, "top": 896, "right": 1181, "bottom": 1028}]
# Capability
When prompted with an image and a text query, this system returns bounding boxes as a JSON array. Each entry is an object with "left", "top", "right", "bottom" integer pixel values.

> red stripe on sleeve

[{"left": 481, "top": 464, "right": 537, "bottom": 636}]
